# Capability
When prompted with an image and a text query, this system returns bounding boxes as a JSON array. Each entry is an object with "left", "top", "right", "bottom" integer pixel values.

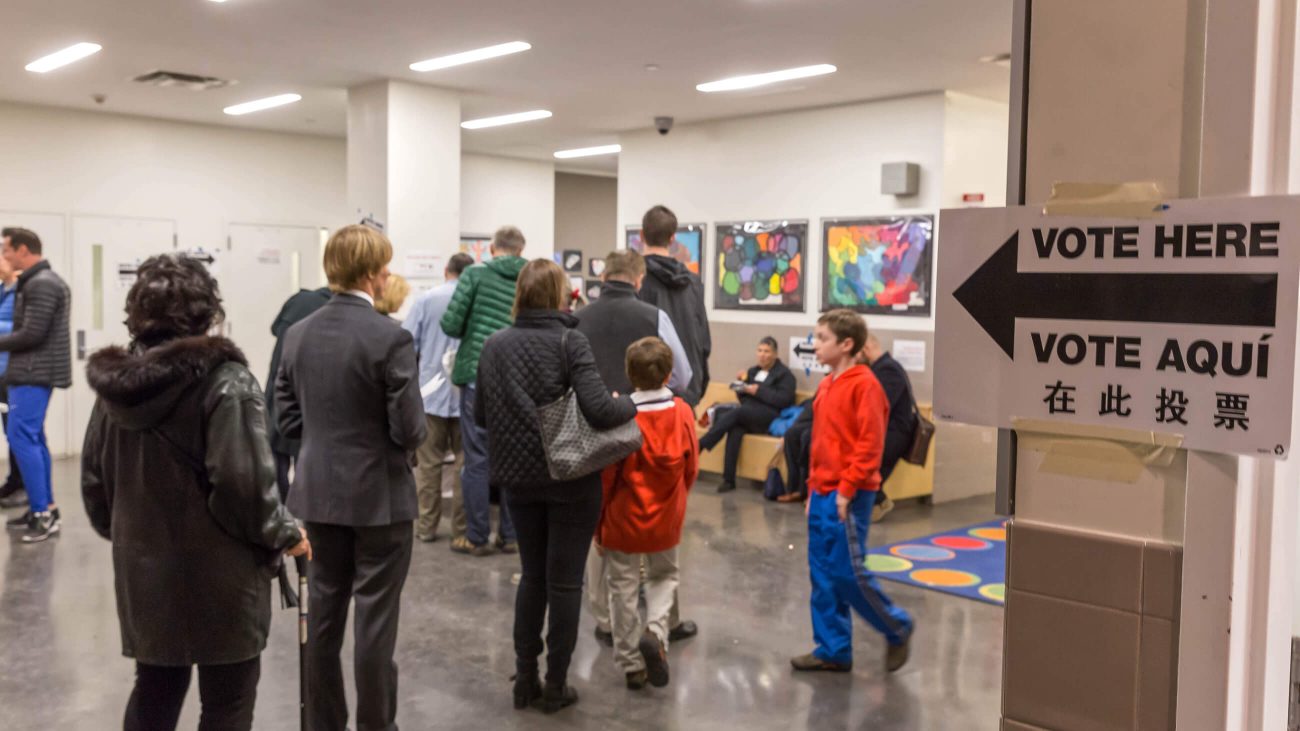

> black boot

[
  {"left": 512, "top": 671, "right": 542, "bottom": 710},
  {"left": 538, "top": 683, "right": 578, "bottom": 714}
]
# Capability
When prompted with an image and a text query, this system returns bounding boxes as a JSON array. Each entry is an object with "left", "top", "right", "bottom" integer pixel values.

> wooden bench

[{"left": 695, "top": 381, "right": 935, "bottom": 502}]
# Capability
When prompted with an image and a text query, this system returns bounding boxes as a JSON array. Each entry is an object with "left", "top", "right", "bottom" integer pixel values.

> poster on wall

[
  {"left": 626, "top": 223, "right": 707, "bottom": 278},
  {"left": 561, "top": 250, "right": 583, "bottom": 273},
  {"left": 585, "top": 281, "right": 603, "bottom": 301},
  {"left": 822, "top": 215, "right": 934, "bottom": 316},
  {"left": 459, "top": 234, "right": 492, "bottom": 263},
  {"left": 713, "top": 219, "right": 808, "bottom": 312},
  {"left": 589, "top": 258, "right": 606, "bottom": 278}
]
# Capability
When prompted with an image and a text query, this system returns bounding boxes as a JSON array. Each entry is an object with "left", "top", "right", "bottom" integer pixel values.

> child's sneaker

[
  {"left": 790, "top": 653, "right": 851, "bottom": 672},
  {"left": 638, "top": 631, "right": 669, "bottom": 687},
  {"left": 625, "top": 670, "right": 648, "bottom": 690},
  {"left": 886, "top": 633, "right": 912, "bottom": 672}
]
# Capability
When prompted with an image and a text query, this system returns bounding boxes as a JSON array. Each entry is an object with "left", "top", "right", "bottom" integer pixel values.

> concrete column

[{"left": 346, "top": 80, "right": 461, "bottom": 262}]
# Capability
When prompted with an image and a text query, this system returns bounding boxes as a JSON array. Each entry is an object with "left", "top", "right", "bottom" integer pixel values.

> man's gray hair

[{"left": 492, "top": 226, "right": 526, "bottom": 254}]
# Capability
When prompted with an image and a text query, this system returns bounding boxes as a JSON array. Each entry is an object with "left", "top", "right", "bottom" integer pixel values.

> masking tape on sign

[
  {"left": 1043, "top": 182, "right": 1166, "bottom": 218},
  {"left": 1012, "top": 418, "right": 1183, "bottom": 483}
]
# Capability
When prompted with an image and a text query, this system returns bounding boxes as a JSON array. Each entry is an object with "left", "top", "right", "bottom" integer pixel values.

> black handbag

[{"left": 901, "top": 378, "right": 935, "bottom": 466}]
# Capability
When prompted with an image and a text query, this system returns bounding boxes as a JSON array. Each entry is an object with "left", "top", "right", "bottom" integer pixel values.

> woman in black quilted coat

[{"left": 476, "top": 258, "right": 636, "bottom": 713}]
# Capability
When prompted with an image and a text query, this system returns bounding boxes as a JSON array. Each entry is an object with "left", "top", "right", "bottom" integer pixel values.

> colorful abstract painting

[
  {"left": 714, "top": 220, "right": 807, "bottom": 312},
  {"left": 822, "top": 216, "right": 934, "bottom": 316},
  {"left": 459, "top": 235, "right": 492, "bottom": 264},
  {"left": 626, "top": 224, "right": 706, "bottom": 277}
]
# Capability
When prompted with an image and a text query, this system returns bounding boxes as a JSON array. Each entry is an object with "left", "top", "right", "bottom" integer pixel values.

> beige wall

[{"left": 554, "top": 172, "right": 618, "bottom": 275}]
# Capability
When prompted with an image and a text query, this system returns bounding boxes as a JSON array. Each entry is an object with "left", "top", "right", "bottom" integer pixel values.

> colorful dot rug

[{"left": 866, "top": 519, "right": 1007, "bottom": 606}]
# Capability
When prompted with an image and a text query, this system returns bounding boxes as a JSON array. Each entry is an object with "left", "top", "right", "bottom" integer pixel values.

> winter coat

[
  {"left": 81, "top": 336, "right": 302, "bottom": 666},
  {"left": 440, "top": 256, "right": 527, "bottom": 386},
  {"left": 598, "top": 390, "right": 699, "bottom": 554},
  {"left": 870, "top": 352, "right": 920, "bottom": 482},
  {"left": 740, "top": 360, "right": 797, "bottom": 415},
  {"left": 474, "top": 309, "right": 637, "bottom": 490},
  {"left": 0, "top": 260, "right": 72, "bottom": 389},
  {"left": 638, "top": 255, "right": 711, "bottom": 404},
  {"left": 265, "top": 287, "right": 331, "bottom": 456}
]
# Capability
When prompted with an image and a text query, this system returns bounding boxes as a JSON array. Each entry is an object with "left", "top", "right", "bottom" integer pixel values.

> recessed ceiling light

[
  {"left": 410, "top": 41, "right": 531, "bottom": 72},
  {"left": 223, "top": 93, "right": 302, "bottom": 116},
  {"left": 696, "top": 63, "right": 836, "bottom": 93},
  {"left": 461, "top": 109, "right": 552, "bottom": 130},
  {"left": 25, "top": 42, "right": 102, "bottom": 73},
  {"left": 208, "top": 0, "right": 229, "bottom": 3},
  {"left": 554, "top": 144, "right": 621, "bottom": 159}
]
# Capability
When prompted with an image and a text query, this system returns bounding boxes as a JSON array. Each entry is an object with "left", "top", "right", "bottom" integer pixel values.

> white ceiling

[{"left": 0, "top": 0, "right": 1012, "bottom": 174}]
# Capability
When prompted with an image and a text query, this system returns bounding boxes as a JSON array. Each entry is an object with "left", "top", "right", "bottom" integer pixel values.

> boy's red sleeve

[
  {"left": 839, "top": 379, "right": 888, "bottom": 500},
  {"left": 681, "top": 403, "right": 700, "bottom": 491}
]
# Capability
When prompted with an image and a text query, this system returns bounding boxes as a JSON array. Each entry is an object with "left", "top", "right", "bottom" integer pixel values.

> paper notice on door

[
  {"left": 117, "top": 262, "right": 140, "bottom": 289},
  {"left": 257, "top": 248, "right": 282, "bottom": 265},
  {"left": 405, "top": 252, "right": 444, "bottom": 279},
  {"left": 893, "top": 339, "right": 927, "bottom": 373}
]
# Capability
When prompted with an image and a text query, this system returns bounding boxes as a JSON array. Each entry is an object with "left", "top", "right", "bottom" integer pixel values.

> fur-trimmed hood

[{"left": 86, "top": 336, "right": 248, "bottom": 429}]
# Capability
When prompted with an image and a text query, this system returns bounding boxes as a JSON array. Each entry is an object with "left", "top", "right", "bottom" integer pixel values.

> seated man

[
  {"left": 698, "top": 336, "right": 796, "bottom": 493},
  {"left": 861, "top": 335, "right": 920, "bottom": 522},
  {"left": 777, "top": 400, "right": 814, "bottom": 503}
]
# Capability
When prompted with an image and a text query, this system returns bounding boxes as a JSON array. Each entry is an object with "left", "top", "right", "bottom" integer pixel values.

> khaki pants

[
  {"left": 587, "top": 545, "right": 683, "bottom": 634},
  {"left": 605, "top": 547, "right": 679, "bottom": 674},
  {"left": 415, "top": 414, "right": 464, "bottom": 540}
]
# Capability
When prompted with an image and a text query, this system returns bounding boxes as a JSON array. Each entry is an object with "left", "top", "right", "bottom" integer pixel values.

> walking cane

[{"left": 295, "top": 555, "right": 308, "bottom": 731}]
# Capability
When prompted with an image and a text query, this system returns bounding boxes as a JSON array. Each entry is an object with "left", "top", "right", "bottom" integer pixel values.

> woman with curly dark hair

[{"left": 81, "top": 253, "right": 310, "bottom": 731}]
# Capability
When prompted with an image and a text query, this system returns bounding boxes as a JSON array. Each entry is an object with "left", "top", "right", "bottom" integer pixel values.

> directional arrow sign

[
  {"left": 953, "top": 232, "right": 1279, "bottom": 358},
  {"left": 793, "top": 343, "right": 817, "bottom": 357},
  {"left": 789, "top": 335, "right": 829, "bottom": 375},
  {"left": 935, "top": 196, "right": 1299, "bottom": 459}
]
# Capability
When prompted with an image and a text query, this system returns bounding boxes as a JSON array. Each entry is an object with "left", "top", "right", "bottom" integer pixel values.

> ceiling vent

[{"left": 131, "top": 70, "right": 234, "bottom": 90}]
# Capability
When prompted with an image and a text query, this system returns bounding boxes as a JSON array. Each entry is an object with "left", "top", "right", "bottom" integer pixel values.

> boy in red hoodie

[
  {"left": 791, "top": 309, "right": 914, "bottom": 674},
  {"left": 597, "top": 337, "right": 699, "bottom": 690}
]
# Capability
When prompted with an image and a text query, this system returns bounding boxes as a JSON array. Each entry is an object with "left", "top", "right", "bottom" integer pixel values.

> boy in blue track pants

[{"left": 791, "top": 309, "right": 914, "bottom": 673}]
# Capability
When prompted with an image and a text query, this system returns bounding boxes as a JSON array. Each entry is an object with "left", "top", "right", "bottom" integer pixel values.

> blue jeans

[
  {"left": 460, "top": 382, "right": 515, "bottom": 546},
  {"left": 807, "top": 490, "right": 912, "bottom": 663},
  {"left": 8, "top": 385, "right": 53, "bottom": 513}
]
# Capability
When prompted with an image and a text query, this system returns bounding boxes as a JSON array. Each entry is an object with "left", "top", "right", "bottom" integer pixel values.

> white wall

[
  {"left": 0, "top": 102, "right": 348, "bottom": 245},
  {"left": 461, "top": 153, "right": 556, "bottom": 259},
  {"left": 942, "top": 92, "right": 1011, "bottom": 208}
]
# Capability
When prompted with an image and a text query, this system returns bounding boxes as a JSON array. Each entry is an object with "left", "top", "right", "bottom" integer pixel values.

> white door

[
  {"left": 70, "top": 216, "right": 176, "bottom": 453},
  {"left": 221, "top": 223, "right": 325, "bottom": 387},
  {"left": 0, "top": 212, "right": 70, "bottom": 457}
]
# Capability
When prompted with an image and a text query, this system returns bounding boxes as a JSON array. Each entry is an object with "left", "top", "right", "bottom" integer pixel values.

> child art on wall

[
  {"left": 822, "top": 216, "right": 934, "bottom": 316},
  {"left": 626, "top": 224, "right": 706, "bottom": 277},
  {"left": 561, "top": 250, "right": 583, "bottom": 273},
  {"left": 459, "top": 235, "right": 492, "bottom": 263},
  {"left": 714, "top": 220, "right": 807, "bottom": 312}
]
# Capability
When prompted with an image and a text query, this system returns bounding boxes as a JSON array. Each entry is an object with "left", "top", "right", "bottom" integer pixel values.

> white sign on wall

[
  {"left": 934, "top": 196, "right": 1299, "bottom": 459},
  {"left": 404, "top": 251, "right": 444, "bottom": 279},
  {"left": 790, "top": 334, "right": 830, "bottom": 375},
  {"left": 893, "top": 339, "right": 927, "bottom": 373}
]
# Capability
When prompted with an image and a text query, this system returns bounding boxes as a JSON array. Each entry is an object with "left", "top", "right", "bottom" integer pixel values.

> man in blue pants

[
  {"left": 0, "top": 228, "right": 71, "bottom": 544},
  {"left": 792, "top": 310, "right": 913, "bottom": 673}
]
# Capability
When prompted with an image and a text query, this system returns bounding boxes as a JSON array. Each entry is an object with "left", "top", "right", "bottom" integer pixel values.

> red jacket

[
  {"left": 598, "top": 390, "right": 699, "bottom": 554},
  {"left": 808, "top": 365, "right": 888, "bottom": 500}
]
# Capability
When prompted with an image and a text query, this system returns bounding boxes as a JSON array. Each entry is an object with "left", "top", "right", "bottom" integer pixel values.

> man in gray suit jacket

[{"left": 276, "top": 225, "right": 426, "bottom": 731}]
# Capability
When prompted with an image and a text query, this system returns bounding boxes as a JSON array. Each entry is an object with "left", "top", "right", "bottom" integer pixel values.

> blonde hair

[
  {"left": 513, "top": 259, "right": 569, "bottom": 317},
  {"left": 324, "top": 225, "right": 392, "bottom": 292},
  {"left": 375, "top": 273, "right": 410, "bottom": 316}
]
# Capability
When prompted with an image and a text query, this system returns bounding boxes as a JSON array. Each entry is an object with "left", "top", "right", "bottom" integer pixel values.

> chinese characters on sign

[{"left": 1042, "top": 383, "right": 1247, "bottom": 431}]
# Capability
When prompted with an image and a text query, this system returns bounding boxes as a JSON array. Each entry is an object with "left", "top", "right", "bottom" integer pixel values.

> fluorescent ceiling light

[
  {"left": 554, "top": 144, "right": 621, "bottom": 159},
  {"left": 410, "top": 41, "right": 531, "bottom": 72},
  {"left": 223, "top": 93, "right": 302, "bottom": 116},
  {"left": 25, "top": 42, "right": 102, "bottom": 73},
  {"left": 461, "top": 109, "right": 552, "bottom": 130},
  {"left": 696, "top": 63, "right": 836, "bottom": 93}
]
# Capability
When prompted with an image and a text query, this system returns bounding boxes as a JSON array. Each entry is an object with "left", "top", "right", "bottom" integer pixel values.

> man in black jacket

[
  {"left": 0, "top": 227, "right": 71, "bottom": 543},
  {"left": 264, "top": 285, "right": 331, "bottom": 502},
  {"left": 275, "top": 225, "right": 426, "bottom": 731},
  {"left": 699, "top": 336, "right": 796, "bottom": 493},
  {"left": 862, "top": 335, "right": 920, "bottom": 522},
  {"left": 636, "top": 205, "right": 711, "bottom": 405}
]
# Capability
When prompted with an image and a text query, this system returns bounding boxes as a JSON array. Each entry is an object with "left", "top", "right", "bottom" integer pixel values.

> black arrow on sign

[
  {"left": 793, "top": 343, "right": 816, "bottom": 357},
  {"left": 952, "top": 232, "right": 1278, "bottom": 359}
]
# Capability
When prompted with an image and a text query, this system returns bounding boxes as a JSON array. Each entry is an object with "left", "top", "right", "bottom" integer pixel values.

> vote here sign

[{"left": 934, "top": 196, "right": 1299, "bottom": 459}]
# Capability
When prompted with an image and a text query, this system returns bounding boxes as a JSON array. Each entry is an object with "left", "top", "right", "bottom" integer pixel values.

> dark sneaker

[
  {"left": 594, "top": 627, "right": 614, "bottom": 647},
  {"left": 6, "top": 509, "right": 33, "bottom": 529},
  {"left": 625, "top": 669, "right": 648, "bottom": 690},
  {"left": 716, "top": 482, "right": 736, "bottom": 494},
  {"left": 790, "top": 653, "right": 852, "bottom": 672},
  {"left": 0, "top": 492, "right": 29, "bottom": 509},
  {"left": 668, "top": 620, "right": 698, "bottom": 642},
  {"left": 21, "top": 511, "right": 59, "bottom": 543},
  {"left": 886, "top": 633, "right": 912, "bottom": 672},
  {"left": 496, "top": 538, "right": 518, "bottom": 554},
  {"left": 0, "top": 479, "right": 20, "bottom": 500},
  {"left": 638, "top": 631, "right": 670, "bottom": 688}
]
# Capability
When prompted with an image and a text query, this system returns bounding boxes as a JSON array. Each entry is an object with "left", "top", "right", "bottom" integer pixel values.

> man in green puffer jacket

[{"left": 440, "top": 226, "right": 528, "bottom": 555}]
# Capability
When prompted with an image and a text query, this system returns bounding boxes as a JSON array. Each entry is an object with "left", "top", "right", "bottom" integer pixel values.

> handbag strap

[{"left": 558, "top": 328, "right": 571, "bottom": 389}]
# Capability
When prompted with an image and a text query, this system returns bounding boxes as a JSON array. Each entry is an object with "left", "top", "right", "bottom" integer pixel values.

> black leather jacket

[{"left": 82, "top": 336, "right": 302, "bottom": 666}]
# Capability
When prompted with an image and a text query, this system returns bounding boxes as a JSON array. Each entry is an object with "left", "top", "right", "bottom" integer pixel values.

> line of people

[{"left": 55, "top": 202, "right": 915, "bottom": 730}]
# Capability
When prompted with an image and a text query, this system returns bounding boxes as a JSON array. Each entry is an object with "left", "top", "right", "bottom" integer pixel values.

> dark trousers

[
  {"left": 305, "top": 521, "right": 413, "bottom": 731},
  {"left": 0, "top": 385, "right": 23, "bottom": 493},
  {"left": 699, "top": 402, "right": 778, "bottom": 484},
  {"left": 506, "top": 480, "right": 602, "bottom": 687},
  {"left": 460, "top": 382, "right": 515, "bottom": 546},
  {"left": 273, "top": 451, "right": 292, "bottom": 504},
  {"left": 783, "top": 418, "right": 813, "bottom": 497},
  {"left": 123, "top": 657, "right": 261, "bottom": 731}
]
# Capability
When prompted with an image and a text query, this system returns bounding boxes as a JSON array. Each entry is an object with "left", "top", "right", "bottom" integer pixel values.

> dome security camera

[{"left": 655, "top": 116, "right": 674, "bottom": 136}]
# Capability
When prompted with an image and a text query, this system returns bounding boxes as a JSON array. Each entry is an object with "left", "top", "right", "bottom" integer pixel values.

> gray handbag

[{"left": 536, "top": 330, "right": 643, "bottom": 481}]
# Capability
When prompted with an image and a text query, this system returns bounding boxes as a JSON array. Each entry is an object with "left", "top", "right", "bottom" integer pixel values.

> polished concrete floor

[{"left": 0, "top": 460, "right": 1004, "bottom": 730}]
